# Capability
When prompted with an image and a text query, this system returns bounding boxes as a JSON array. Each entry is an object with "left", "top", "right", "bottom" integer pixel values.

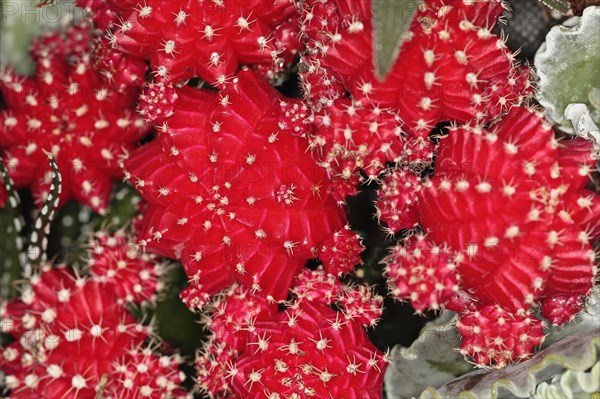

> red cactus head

[
  {"left": 418, "top": 107, "right": 599, "bottom": 315},
  {"left": 297, "top": 0, "right": 531, "bottom": 183},
  {"left": 231, "top": 299, "right": 386, "bottom": 398},
  {"left": 123, "top": 69, "right": 360, "bottom": 303},
  {"left": 298, "top": 0, "right": 528, "bottom": 130},
  {"left": 0, "top": 266, "right": 188, "bottom": 399},
  {"left": 0, "top": 22, "right": 149, "bottom": 212},
  {"left": 382, "top": 106, "right": 600, "bottom": 366},
  {"left": 376, "top": 169, "right": 422, "bottom": 233},
  {"left": 196, "top": 266, "right": 386, "bottom": 398},
  {"left": 96, "top": 0, "right": 303, "bottom": 86},
  {"left": 457, "top": 305, "right": 545, "bottom": 368},
  {"left": 385, "top": 234, "right": 461, "bottom": 313}
]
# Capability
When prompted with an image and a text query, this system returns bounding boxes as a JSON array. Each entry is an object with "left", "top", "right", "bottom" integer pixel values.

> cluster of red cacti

[
  {"left": 0, "top": 247, "right": 188, "bottom": 399},
  {"left": 1, "top": 0, "right": 599, "bottom": 397},
  {"left": 122, "top": 68, "right": 366, "bottom": 304},
  {"left": 382, "top": 106, "right": 600, "bottom": 367},
  {"left": 0, "top": 21, "right": 149, "bottom": 212},
  {"left": 197, "top": 267, "right": 386, "bottom": 398},
  {"left": 298, "top": 0, "right": 532, "bottom": 188}
]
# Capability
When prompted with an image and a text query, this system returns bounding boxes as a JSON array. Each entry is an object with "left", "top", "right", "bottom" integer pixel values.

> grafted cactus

[{"left": 1, "top": 1, "right": 599, "bottom": 398}]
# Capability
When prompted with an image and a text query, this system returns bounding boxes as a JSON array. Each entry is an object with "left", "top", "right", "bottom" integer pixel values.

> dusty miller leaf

[
  {"left": 385, "top": 312, "right": 473, "bottom": 399},
  {"left": 373, "top": 0, "right": 421, "bottom": 79},
  {"left": 533, "top": 361, "right": 599, "bottom": 398},
  {"left": 535, "top": 6, "right": 600, "bottom": 130}
]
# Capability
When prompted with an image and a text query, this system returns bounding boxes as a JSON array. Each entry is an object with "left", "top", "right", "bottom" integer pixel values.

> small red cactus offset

[
  {"left": 291, "top": 266, "right": 384, "bottom": 327},
  {"left": 318, "top": 224, "right": 365, "bottom": 276},
  {"left": 337, "top": 282, "right": 385, "bottom": 328},
  {"left": 123, "top": 69, "right": 357, "bottom": 302},
  {"left": 0, "top": 22, "right": 149, "bottom": 212},
  {"left": 538, "top": 295, "right": 587, "bottom": 326},
  {"left": 101, "top": 0, "right": 302, "bottom": 86},
  {"left": 92, "top": 34, "right": 148, "bottom": 90},
  {"left": 385, "top": 235, "right": 461, "bottom": 312},
  {"left": 0, "top": 266, "right": 188, "bottom": 399},
  {"left": 137, "top": 81, "right": 179, "bottom": 124},
  {"left": 376, "top": 168, "right": 422, "bottom": 233},
  {"left": 309, "top": 98, "right": 405, "bottom": 187},
  {"left": 196, "top": 284, "right": 277, "bottom": 397},
  {"left": 457, "top": 305, "right": 545, "bottom": 368},
  {"left": 110, "top": 350, "right": 189, "bottom": 399},
  {"left": 290, "top": 267, "right": 345, "bottom": 303},
  {"left": 88, "top": 230, "right": 167, "bottom": 306}
]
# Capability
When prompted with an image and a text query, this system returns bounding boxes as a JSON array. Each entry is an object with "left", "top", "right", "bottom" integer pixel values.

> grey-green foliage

[
  {"left": 534, "top": 6, "right": 600, "bottom": 131},
  {"left": 385, "top": 311, "right": 473, "bottom": 399},
  {"left": 0, "top": 0, "right": 82, "bottom": 74},
  {"left": 418, "top": 328, "right": 599, "bottom": 399},
  {"left": 372, "top": 0, "right": 421, "bottom": 79}
]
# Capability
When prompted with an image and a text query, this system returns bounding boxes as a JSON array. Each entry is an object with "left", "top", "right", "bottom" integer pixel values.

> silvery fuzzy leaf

[
  {"left": 385, "top": 311, "right": 473, "bottom": 399},
  {"left": 535, "top": 6, "right": 600, "bottom": 130}
]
